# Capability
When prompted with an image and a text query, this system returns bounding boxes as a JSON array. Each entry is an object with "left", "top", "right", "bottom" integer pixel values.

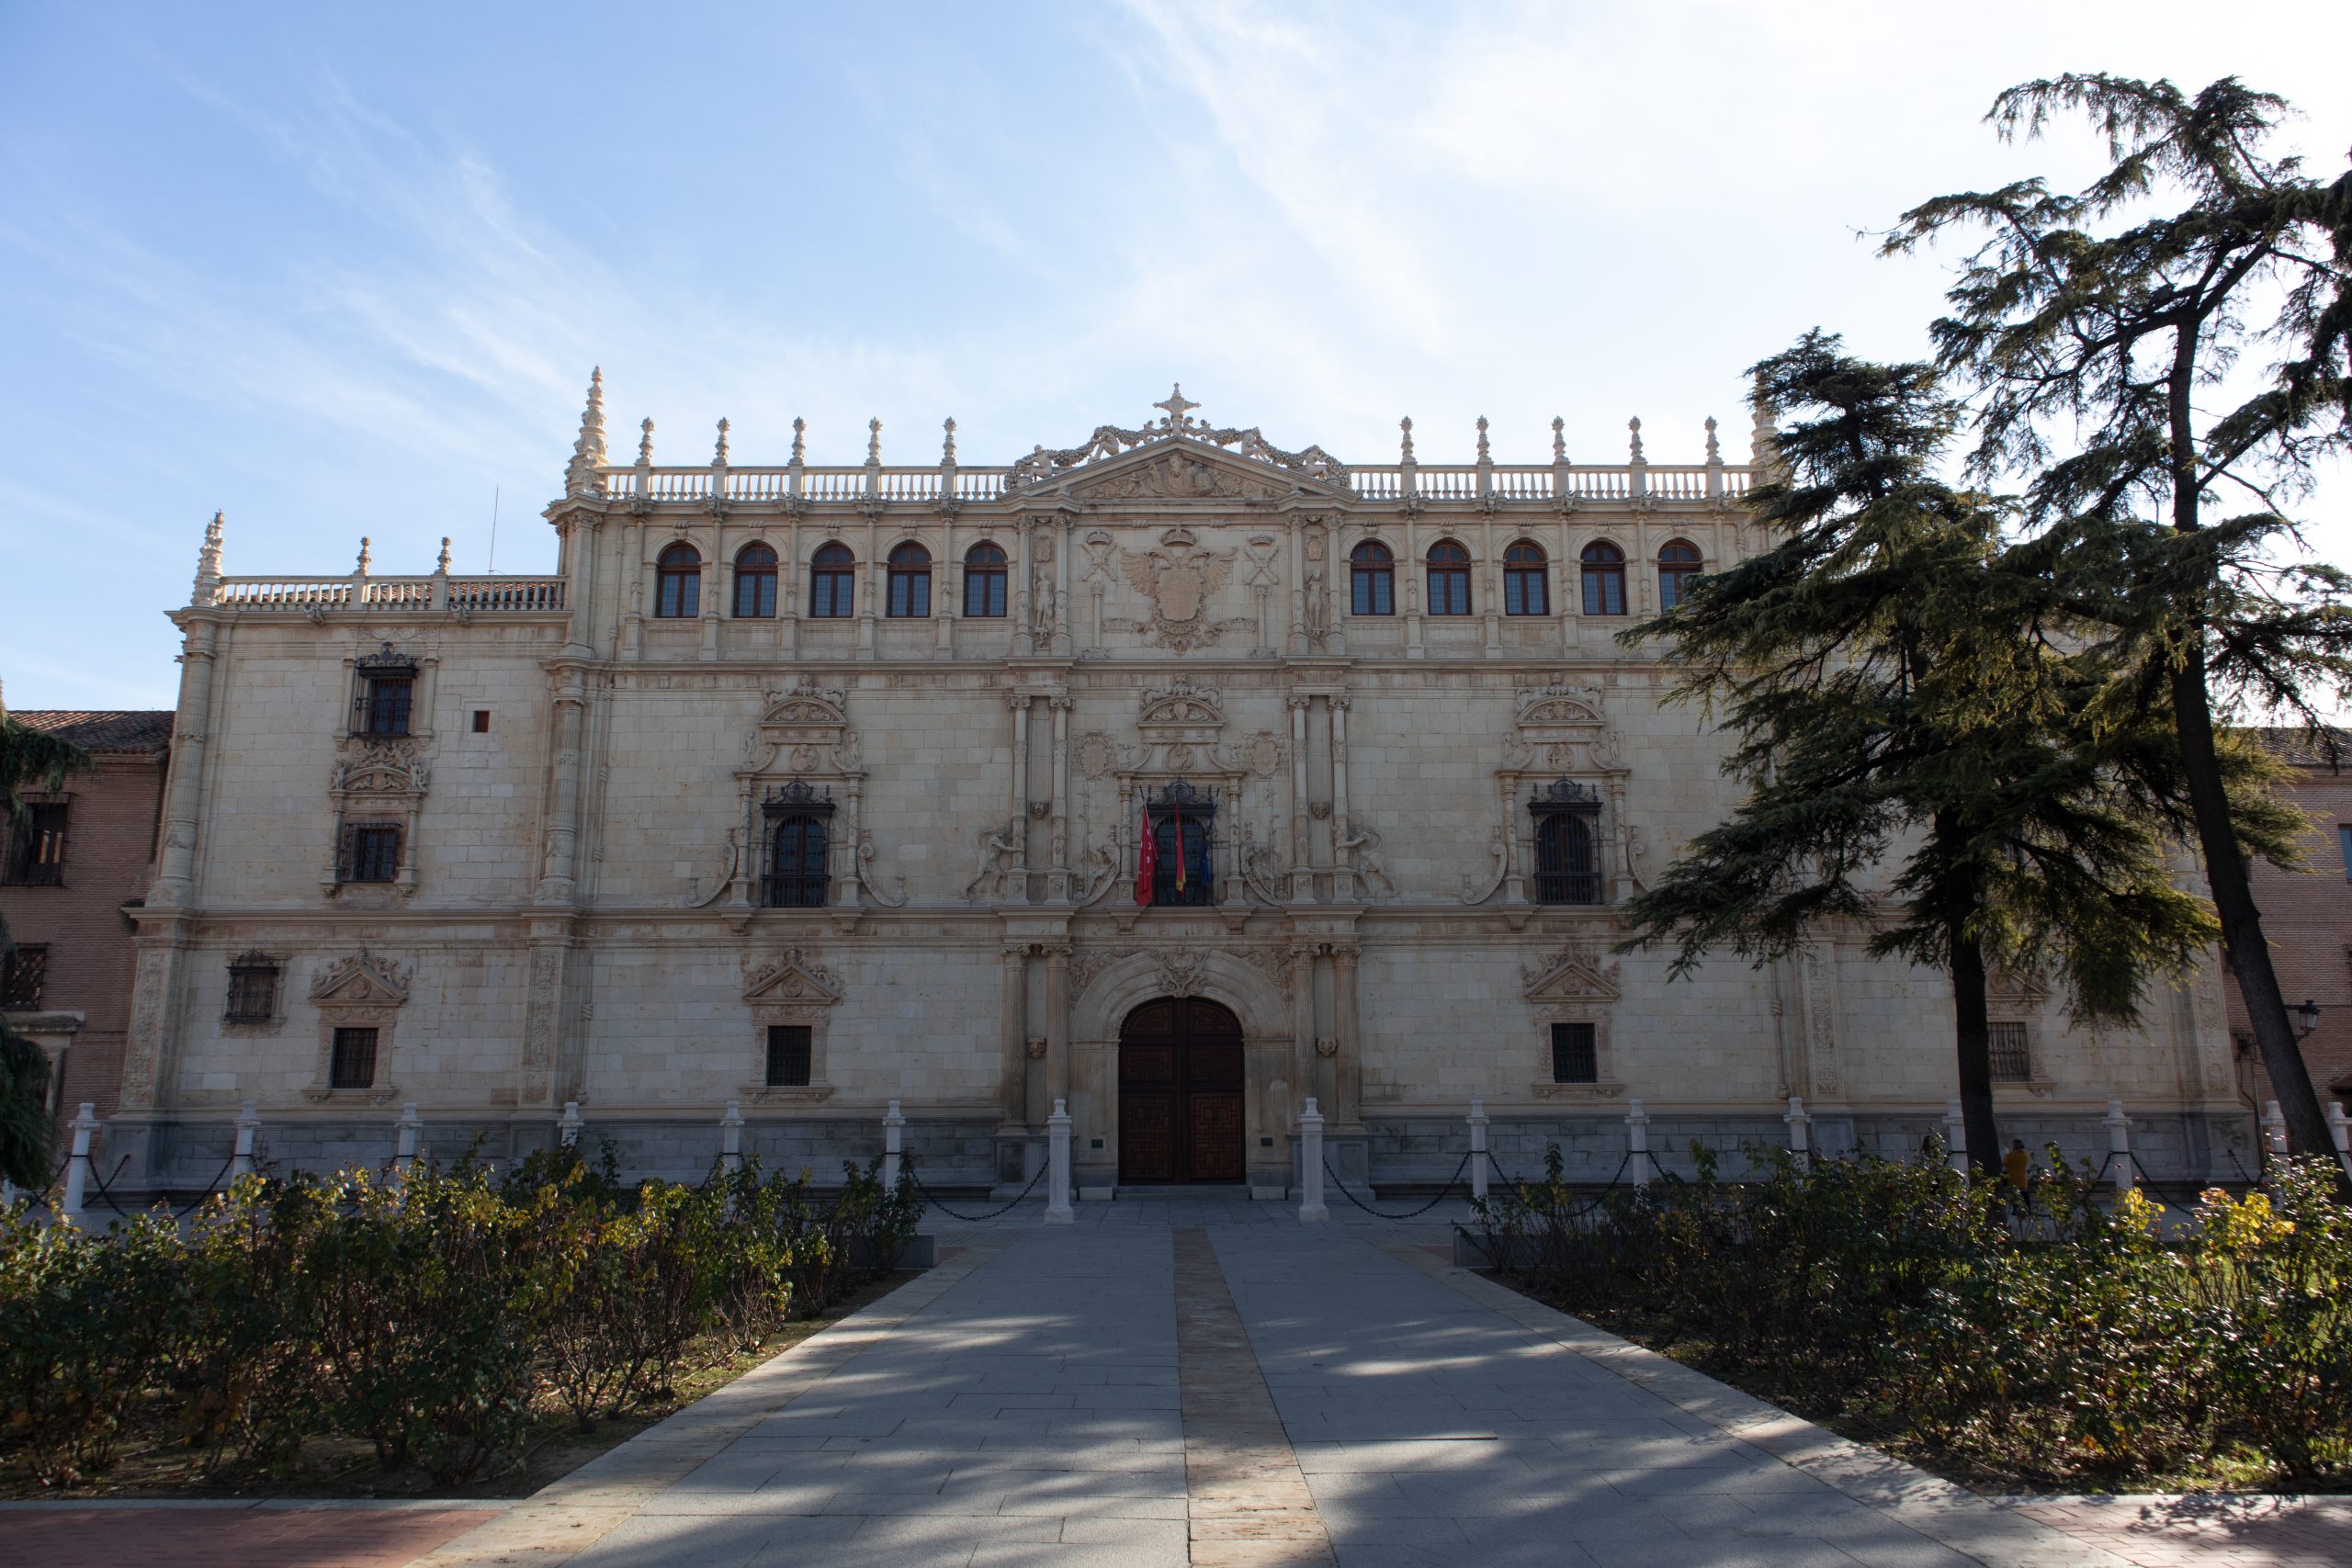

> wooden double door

[{"left": 1117, "top": 997, "right": 1245, "bottom": 1184}]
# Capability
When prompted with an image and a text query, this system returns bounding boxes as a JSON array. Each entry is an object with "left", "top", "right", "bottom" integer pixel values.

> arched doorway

[{"left": 1117, "top": 997, "right": 1244, "bottom": 1184}]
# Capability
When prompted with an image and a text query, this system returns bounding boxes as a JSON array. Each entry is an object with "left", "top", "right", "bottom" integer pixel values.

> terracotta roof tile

[{"left": 6, "top": 710, "right": 175, "bottom": 754}]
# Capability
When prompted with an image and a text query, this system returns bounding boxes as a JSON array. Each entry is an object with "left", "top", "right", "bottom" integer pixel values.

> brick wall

[
  {"left": 2, "top": 714, "right": 171, "bottom": 1120},
  {"left": 2223, "top": 764, "right": 2352, "bottom": 1112}
]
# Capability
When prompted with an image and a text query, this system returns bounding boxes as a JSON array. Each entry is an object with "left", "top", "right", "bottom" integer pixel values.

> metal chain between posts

[
  {"left": 168, "top": 1154, "right": 243, "bottom": 1222},
  {"left": 81, "top": 1154, "right": 135, "bottom": 1219},
  {"left": 1317, "top": 1150, "right": 1472, "bottom": 1221},
  {"left": 911, "top": 1156, "right": 1046, "bottom": 1223}
]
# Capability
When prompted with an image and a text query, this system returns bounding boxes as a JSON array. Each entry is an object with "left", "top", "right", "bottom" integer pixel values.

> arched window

[
  {"left": 963, "top": 542, "right": 1008, "bottom": 617},
  {"left": 1350, "top": 541, "right": 1394, "bottom": 615},
  {"left": 809, "top": 543, "right": 855, "bottom": 618},
  {"left": 1426, "top": 540, "right": 1471, "bottom": 616},
  {"left": 887, "top": 542, "right": 932, "bottom": 618},
  {"left": 1503, "top": 540, "right": 1549, "bottom": 615},
  {"left": 1580, "top": 541, "right": 1627, "bottom": 616},
  {"left": 764, "top": 815, "right": 829, "bottom": 907},
  {"left": 655, "top": 543, "right": 700, "bottom": 618},
  {"left": 733, "top": 542, "right": 777, "bottom": 618},
  {"left": 1657, "top": 539, "right": 1702, "bottom": 610}
]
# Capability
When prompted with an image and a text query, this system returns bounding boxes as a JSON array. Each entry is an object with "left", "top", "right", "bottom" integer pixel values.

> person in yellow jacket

[{"left": 2003, "top": 1138, "right": 2030, "bottom": 1188}]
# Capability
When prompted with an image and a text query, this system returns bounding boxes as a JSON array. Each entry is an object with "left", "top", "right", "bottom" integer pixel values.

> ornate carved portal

[{"left": 1116, "top": 996, "right": 1246, "bottom": 1184}]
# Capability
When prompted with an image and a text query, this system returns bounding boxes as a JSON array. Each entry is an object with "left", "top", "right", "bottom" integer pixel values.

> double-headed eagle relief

[{"left": 1121, "top": 527, "right": 1239, "bottom": 651}]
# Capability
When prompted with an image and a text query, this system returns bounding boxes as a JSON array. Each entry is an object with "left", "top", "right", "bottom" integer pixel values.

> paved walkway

[{"left": 398, "top": 1195, "right": 2343, "bottom": 1568}]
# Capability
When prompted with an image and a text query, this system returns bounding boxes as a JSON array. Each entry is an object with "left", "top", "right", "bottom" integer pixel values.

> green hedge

[
  {"left": 1471, "top": 1149, "right": 2352, "bottom": 1485},
  {"left": 0, "top": 1151, "right": 921, "bottom": 1485}
]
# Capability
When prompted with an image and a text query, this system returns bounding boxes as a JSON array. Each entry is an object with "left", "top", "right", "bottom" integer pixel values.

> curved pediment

[
  {"left": 1137, "top": 680, "right": 1227, "bottom": 734},
  {"left": 759, "top": 682, "right": 849, "bottom": 733}
]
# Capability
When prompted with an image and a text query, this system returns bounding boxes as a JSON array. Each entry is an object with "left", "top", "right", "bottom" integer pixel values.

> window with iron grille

[
  {"left": 762, "top": 803, "right": 831, "bottom": 908},
  {"left": 356, "top": 675, "right": 413, "bottom": 737},
  {"left": 337, "top": 822, "right": 401, "bottom": 884},
  {"left": 1551, "top": 1021, "right": 1598, "bottom": 1084},
  {"left": 3, "top": 802, "right": 67, "bottom": 886},
  {"left": 766, "top": 1024, "right": 813, "bottom": 1088},
  {"left": 1147, "top": 782, "right": 1216, "bottom": 907},
  {"left": 1, "top": 944, "right": 48, "bottom": 1010},
  {"left": 225, "top": 953, "right": 281, "bottom": 1024},
  {"left": 1989, "top": 1022, "right": 2032, "bottom": 1083},
  {"left": 1529, "top": 779, "right": 1604, "bottom": 905},
  {"left": 329, "top": 1027, "right": 379, "bottom": 1089}
]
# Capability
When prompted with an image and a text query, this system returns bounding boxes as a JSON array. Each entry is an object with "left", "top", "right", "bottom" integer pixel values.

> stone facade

[
  {"left": 1, "top": 707, "right": 173, "bottom": 1124},
  {"left": 2224, "top": 737, "right": 2352, "bottom": 1114},
  {"left": 111, "top": 383, "right": 2253, "bottom": 1194}
]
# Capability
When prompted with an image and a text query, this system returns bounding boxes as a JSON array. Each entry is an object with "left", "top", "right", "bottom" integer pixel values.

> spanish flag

[{"left": 1135, "top": 804, "right": 1157, "bottom": 908}]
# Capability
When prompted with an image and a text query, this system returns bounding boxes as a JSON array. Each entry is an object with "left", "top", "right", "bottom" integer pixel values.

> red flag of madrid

[{"left": 1135, "top": 806, "right": 1157, "bottom": 908}]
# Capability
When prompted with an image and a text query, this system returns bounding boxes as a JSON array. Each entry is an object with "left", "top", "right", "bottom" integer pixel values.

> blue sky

[{"left": 4, "top": 1, "right": 2347, "bottom": 711}]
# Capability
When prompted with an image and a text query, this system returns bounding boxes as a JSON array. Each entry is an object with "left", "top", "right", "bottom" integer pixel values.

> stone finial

[
  {"left": 1476, "top": 415, "right": 1490, "bottom": 462},
  {"left": 713, "top": 417, "right": 730, "bottom": 467},
  {"left": 564, "top": 367, "right": 608, "bottom": 496},
  {"left": 1705, "top": 416, "right": 1721, "bottom": 463},
  {"left": 1627, "top": 417, "right": 1645, "bottom": 463},
  {"left": 1398, "top": 416, "right": 1415, "bottom": 462},
  {"left": 942, "top": 417, "right": 957, "bottom": 466},
  {"left": 1155, "top": 384, "right": 1200, "bottom": 429},
  {"left": 355, "top": 536, "right": 372, "bottom": 576},
  {"left": 435, "top": 536, "right": 452, "bottom": 574},
  {"left": 637, "top": 417, "right": 655, "bottom": 467},
  {"left": 1552, "top": 417, "right": 1566, "bottom": 463},
  {"left": 791, "top": 417, "right": 807, "bottom": 466},
  {"left": 866, "top": 417, "right": 882, "bottom": 466},
  {"left": 193, "top": 509, "right": 226, "bottom": 597}
]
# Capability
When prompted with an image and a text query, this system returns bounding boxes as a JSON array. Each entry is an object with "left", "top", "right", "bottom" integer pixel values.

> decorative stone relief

[{"left": 1121, "top": 530, "right": 1242, "bottom": 652}]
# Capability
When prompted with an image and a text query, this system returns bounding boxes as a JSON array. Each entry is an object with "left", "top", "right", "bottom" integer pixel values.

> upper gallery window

[
  {"left": 733, "top": 542, "right": 778, "bottom": 618},
  {"left": 1425, "top": 540, "right": 1472, "bottom": 616},
  {"left": 1657, "top": 539, "right": 1702, "bottom": 610},
  {"left": 354, "top": 651, "right": 416, "bottom": 738},
  {"left": 655, "top": 543, "right": 702, "bottom": 618},
  {"left": 2, "top": 802, "right": 67, "bottom": 886},
  {"left": 1350, "top": 541, "right": 1394, "bottom": 615},
  {"left": 809, "top": 544, "right": 855, "bottom": 618},
  {"left": 1580, "top": 541, "right": 1627, "bottom": 616},
  {"left": 887, "top": 542, "right": 932, "bottom": 618},
  {"left": 1503, "top": 540, "right": 1549, "bottom": 616},
  {"left": 963, "top": 542, "right": 1008, "bottom": 617}
]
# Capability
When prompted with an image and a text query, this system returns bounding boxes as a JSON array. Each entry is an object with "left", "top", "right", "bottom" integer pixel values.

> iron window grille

[
  {"left": 224, "top": 952, "right": 281, "bottom": 1024},
  {"left": 766, "top": 1024, "right": 814, "bottom": 1087},
  {"left": 337, "top": 822, "right": 401, "bottom": 884},
  {"left": 3, "top": 801, "right": 67, "bottom": 886},
  {"left": 734, "top": 543, "right": 778, "bottom": 617},
  {"left": 761, "top": 782, "right": 834, "bottom": 907},
  {"left": 1351, "top": 541, "right": 1395, "bottom": 615},
  {"left": 1551, "top": 1021, "right": 1599, "bottom": 1084},
  {"left": 1989, "top": 1022, "right": 2032, "bottom": 1083},
  {"left": 1529, "top": 777, "right": 1603, "bottom": 905},
  {"left": 329, "top": 1026, "right": 379, "bottom": 1089},
  {"left": 963, "top": 543, "right": 1008, "bottom": 616},
  {"left": 1, "top": 944, "right": 47, "bottom": 1010},
  {"left": 1147, "top": 780, "right": 1216, "bottom": 907},
  {"left": 353, "top": 647, "right": 418, "bottom": 738}
]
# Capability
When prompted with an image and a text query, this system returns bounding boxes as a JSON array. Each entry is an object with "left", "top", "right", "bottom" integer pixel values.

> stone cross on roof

[{"left": 1154, "top": 384, "right": 1200, "bottom": 430}]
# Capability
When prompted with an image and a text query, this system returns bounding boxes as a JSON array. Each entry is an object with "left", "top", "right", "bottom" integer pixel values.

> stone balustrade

[{"left": 206, "top": 574, "right": 566, "bottom": 613}]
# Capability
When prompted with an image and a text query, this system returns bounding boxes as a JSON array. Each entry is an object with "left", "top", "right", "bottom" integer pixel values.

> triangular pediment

[
  {"left": 742, "top": 953, "right": 842, "bottom": 1006},
  {"left": 311, "top": 952, "right": 411, "bottom": 1007},
  {"left": 1988, "top": 968, "right": 2051, "bottom": 1007},
  {"left": 1522, "top": 958, "right": 1620, "bottom": 1004},
  {"left": 1064, "top": 438, "right": 1318, "bottom": 502}
]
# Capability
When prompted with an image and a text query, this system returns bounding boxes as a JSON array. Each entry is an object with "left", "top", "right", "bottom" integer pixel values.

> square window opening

[
  {"left": 471, "top": 709, "right": 491, "bottom": 733},
  {"left": 1989, "top": 1021, "right": 2032, "bottom": 1083},
  {"left": 766, "top": 1024, "right": 813, "bottom": 1087},
  {"left": 1551, "top": 1021, "right": 1598, "bottom": 1084},
  {"left": 329, "top": 1026, "right": 379, "bottom": 1089}
]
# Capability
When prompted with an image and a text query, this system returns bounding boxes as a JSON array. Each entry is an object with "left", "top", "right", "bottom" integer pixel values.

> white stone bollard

[
  {"left": 2328, "top": 1101, "right": 2352, "bottom": 1181},
  {"left": 882, "top": 1098, "right": 905, "bottom": 1190},
  {"left": 61, "top": 1102, "right": 98, "bottom": 1223},
  {"left": 1943, "top": 1099, "right": 1969, "bottom": 1175},
  {"left": 232, "top": 1099, "right": 261, "bottom": 1180},
  {"left": 558, "top": 1100, "right": 583, "bottom": 1148},
  {"left": 1044, "top": 1099, "right": 1074, "bottom": 1224},
  {"left": 1298, "top": 1098, "right": 1329, "bottom": 1222},
  {"left": 2262, "top": 1100, "right": 2290, "bottom": 1165},
  {"left": 1625, "top": 1098, "right": 1653, "bottom": 1187},
  {"left": 720, "top": 1100, "right": 744, "bottom": 1178},
  {"left": 393, "top": 1102, "right": 422, "bottom": 1190},
  {"left": 2104, "top": 1098, "right": 2135, "bottom": 1195},
  {"left": 1467, "top": 1097, "right": 1489, "bottom": 1202},
  {"left": 1783, "top": 1095, "right": 1812, "bottom": 1167}
]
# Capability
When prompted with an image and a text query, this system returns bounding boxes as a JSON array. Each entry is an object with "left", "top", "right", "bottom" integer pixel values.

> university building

[{"left": 106, "top": 381, "right": 2254, "bottom": 1196}]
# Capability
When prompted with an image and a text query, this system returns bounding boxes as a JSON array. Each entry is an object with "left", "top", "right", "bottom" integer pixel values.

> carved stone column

[
  {"left": 150, "top": 618, "right": 219, "bottom": 908},
  {"left": 782, "top": 514, "right": 801, "bottom": 657},
  {"left": 1220, "top": 780, "right": 1246, "bottom": 906},
  {"left": 535, "top": 663, "right": 591, "bottom": 907},
  {"left": 857, "top": 511, "right": 879, "bottom": 659},
  {"left": 1001, "top": 944, "right": 1030, "bottom": 1128},
  {"left": 1009, "top": 694, "right": 1033, "bottom": 895},
  {"left": 702, "top": 501, "right": 724, "bottom": 661},
  {"left": 1402, "top": 510, "right": 1424, "bottom": 659},
  {"left": 1287, "top": 695, "right": 1313, "bottom": 902},
  {"left": 1013, "top": 519, "right": 1035, "bottom": 656},
  {"left": 937, "top": 509, "right": 956, "bottom": 652},
  {"left": 1286, "top": 522, "right": 1306, "bottom": 654},
  {"left": 1480, "top": 512, "right": 1502, "bottom": 655},
  {"left": 623, "top": 513, "right": 648, "bottom": 660},
  {"left": 1048, "top": 695, "right": 1071, "bottom": 897},
  {"left": 1329, "top": 696, "right": 1352, "bottom": 901},
  {"left": 1290, "top": 941, "right": 1322, "bottom": 1113},
  {"left": 1055, "top": 518, "right": 1073, "bottom": 657},
  {"left": 1331, "top": 942, "right": 1363, "bottom": 1126},
  {"left": 1117, "top": 778, "right": 1137, "bottom": 900}
]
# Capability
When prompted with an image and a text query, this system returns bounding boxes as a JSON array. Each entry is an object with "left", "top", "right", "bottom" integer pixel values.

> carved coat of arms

[{"left": 1122, "top": 533, "right": 1238, "bottom": 651}]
